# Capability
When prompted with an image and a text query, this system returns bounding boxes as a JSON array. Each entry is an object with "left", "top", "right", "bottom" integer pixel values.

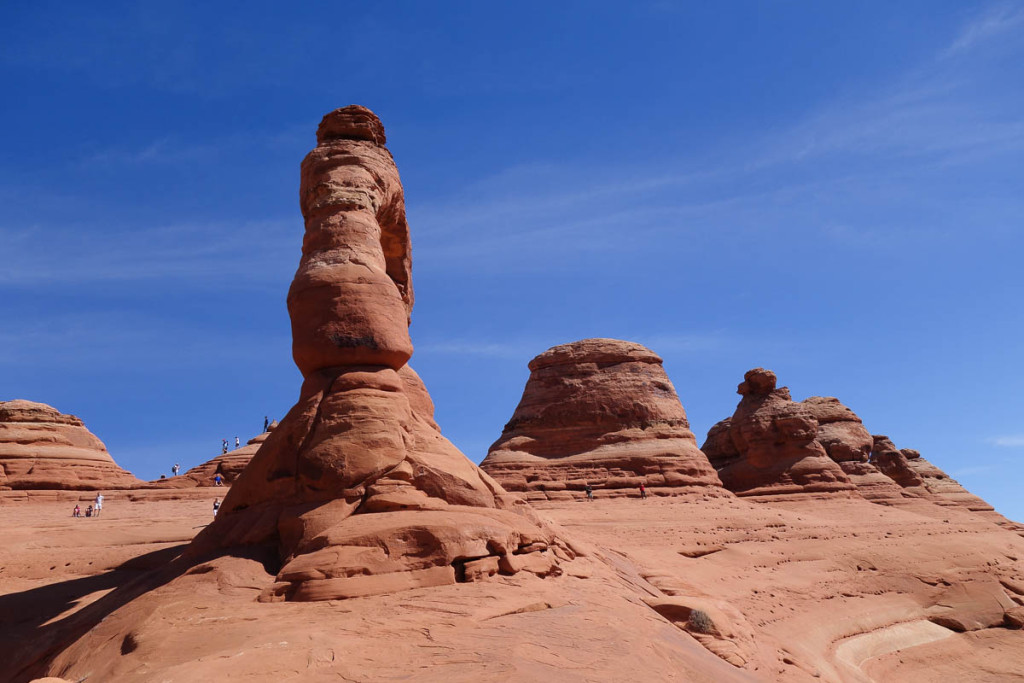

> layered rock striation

[
  {"left": 800, "top": 397, "right": 906, "bottom": 501},
  {"left": 481, "top": 339, "right": 726, "bottom": 500},
  {"left": 0, "top": 400, "right": 141, "bottom": 490},
  {"left": 701, "top": 369, "right": 856, "bottom": 497},
  {"left": 190, "top": 106, "right": 564, "bottom": 602}
]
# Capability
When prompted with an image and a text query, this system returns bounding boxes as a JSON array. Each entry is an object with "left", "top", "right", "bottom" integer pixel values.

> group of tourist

[{"left": 71, "top": 493, "right": 104, "bottom": 518}]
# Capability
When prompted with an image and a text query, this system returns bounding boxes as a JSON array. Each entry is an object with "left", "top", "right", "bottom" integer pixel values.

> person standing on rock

[
  {"left": 172, "top": 463, "right": 180, "bottom": 477},
  {"left": 213, "top": 498, "right": 220, "bottom": 517},
  {"left": 264, "top": 416, "right": 269, "bottom": 432},
  {"left": 585, "top": 483, "right": 593, "bottom": 502},
  {"left": 234, "top": 436, "right": 240, "bottom": 449},
  {"left": 639, "top": 482, "right": 647, "bottom": 500},
  {"left": 221, "top": 439, "right": 228, "bottom": 454},
  {"left": 94, "top": 493, "right": 103, "bottom": 516}
]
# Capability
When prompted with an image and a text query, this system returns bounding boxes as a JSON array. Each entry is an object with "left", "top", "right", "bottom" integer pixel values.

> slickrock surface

[
  {"left": 701, "top": 369, "right": 856, "bottom": 497},
  {"left": 3, "top": 490, "right": 1022, "bottom": 681},
  {"left": 800, "top": 397, "right": 906, "bottom": 501},
  {"left": 0, "top": 400, "right": 142, "bottom": 491},
  {"left": 189, "top": 106, "right": 565, "bottom": 603},
  {"left": 481, "top": 339, "right": 726, "bottom": 501}
]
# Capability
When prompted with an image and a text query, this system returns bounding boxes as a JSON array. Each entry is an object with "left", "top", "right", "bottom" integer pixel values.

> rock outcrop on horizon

[
  {"left": 190, "top": 106, "right": 564, "bottom": 602},
  {"left": 0, "top": 400, "right": 141, "bottom": 491},
  {"left": 164, "top": 424, "right": 277, "bottom": 488},
  {"left": 800, "top": 397, "right": 907, "bottom": 501},
  {"left": 701, "top": 369, "right": 856, "bottom": 497},
  {"left": 871, "top": 436, "right": 998, "bottom": 514},
  {"left": 480, "top": 339, "right": 726, "bottom": 500}
]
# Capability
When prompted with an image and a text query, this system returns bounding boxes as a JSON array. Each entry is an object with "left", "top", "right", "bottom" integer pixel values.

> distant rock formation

[
  {"left": 800, "top": 397, "right": 906, "bottom": 501},
  {"left": 871, "top": 436, "right": 996, "bottom": 513},
  {"left": 190, "top": 106, "right": 564, "bottom": 601},
  {"left": 480, "top": 339, "right": 726, "bottom": 500},
  {"left": 701, "top": 369, "right": 855, "bottom": 497},
  {"left": 0, "top": 400, "right": 141, "bottom": 490}
]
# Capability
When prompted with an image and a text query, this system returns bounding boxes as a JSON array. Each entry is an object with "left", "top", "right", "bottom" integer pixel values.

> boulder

[
  {"left": 700, "top": 369, "right": 855, "bottom": 497},
  {"left": 189, "top": 106, "right": 563, "bottom": 601},
  {"left": 0, "top": 400, "right": 141, "bottom": 490},
  {"left": 480, "top": 338, "right": 726, "bottom": 500}
]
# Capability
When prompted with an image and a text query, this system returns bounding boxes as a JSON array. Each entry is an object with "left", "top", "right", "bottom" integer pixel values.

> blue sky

[{"left": 2, "top": 2, "right": 1022, "bottom": 520}]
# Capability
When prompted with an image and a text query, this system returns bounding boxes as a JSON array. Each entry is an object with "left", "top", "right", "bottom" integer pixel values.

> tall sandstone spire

[{"left": 190, "top": 106, "right": 564, "bottom": 601}]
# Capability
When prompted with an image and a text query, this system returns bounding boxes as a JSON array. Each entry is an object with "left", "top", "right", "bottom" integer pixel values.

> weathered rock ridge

[
  {"left": 191, "top": 106, "right": 565, "bottom": 601},
  {"left": 163, "top": 425, "right": 277, "bottom": 488},
  {"left": 481, "top": 339, "right": 726, "bottom": 500},
  {"left": 701, "top": 369, "right": 856, "bottom": 497},
  {"left": 0, "top": 400, "right": 141, "bottom": 491},
  {"left": 871, "top": 435, "right": 999, "bottom": 515},
  {"left": 800, "top": 397, "right": 907, "bottom": 501}
]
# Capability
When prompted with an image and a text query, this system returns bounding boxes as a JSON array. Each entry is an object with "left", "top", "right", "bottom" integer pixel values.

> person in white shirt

[{"left": 94, "top": 493, "right": 104, "bottom": 517}]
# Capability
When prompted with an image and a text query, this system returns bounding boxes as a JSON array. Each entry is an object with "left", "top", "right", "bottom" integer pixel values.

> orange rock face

[
  {"left": 481, "top": 339, "right": 726, "bottom": 500},
  {"left": 701, "top": 369, "right": 856, "bottom": 497},
  {"left": 0, "top": 400, "right": 141, "bottom": 491},
  {"left": 191, "top": 106, "right": 563, "bottom": 601}
]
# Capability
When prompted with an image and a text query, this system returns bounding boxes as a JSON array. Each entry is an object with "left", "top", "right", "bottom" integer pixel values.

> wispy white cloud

[
  {"left": 0, "top": 219, "right": 296, "bottom": 287},
  {"left": 0, "top": 311, "right": 289, "bottom": 368},
  {"left": 990, "top": 435, "right": 1024, "bottom": 447},
  {"left": 943, "top": 4, "right": 1024, "bottom": 57}
]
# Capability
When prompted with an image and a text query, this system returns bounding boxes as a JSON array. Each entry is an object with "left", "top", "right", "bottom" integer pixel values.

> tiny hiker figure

[
  {"left": 235, "top": 436, "right": 240, "bottom": 448},
  {"left": 222, "top": 439, "right": 228, "bottom": 454},
  {"left": 214, "top": 473, "right": 223, "bottom": 487},
  {"left": 213, "top": 498, "right": 220, "bottom": 517},
  {"left": 639, "top": 482, "right": 647, "bottom": 500},
  {"left": 585, "top": 483, "right": 594, "bottom": 502},
  {"left": 94, "top": 492, "right": 104, "bottom": 516},
  {"left": 264, "top": 415, "right": 269, "bottom": 432},
  {"left": 172, "top": 463, "right": 180, "bottom": 476}
]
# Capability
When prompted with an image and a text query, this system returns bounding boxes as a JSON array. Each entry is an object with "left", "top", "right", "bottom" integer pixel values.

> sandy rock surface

[
  {"left": 482, "top": 339, "right": 726, "bottom": 500},
  {"left": 2, "top": 491, "right": 1022, "bottom": 681},
  {"left": 0, "top": 400, "right": 142, "bottom": 491}
]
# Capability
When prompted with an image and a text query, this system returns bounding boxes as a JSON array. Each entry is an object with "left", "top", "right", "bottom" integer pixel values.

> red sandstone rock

[
  {"left": 0, "top": 400, "right": 142, "bottom": 491},
  {"left": 700, "top": 369, "right": 855, "bottom": 497},
  {"left": 801, "top": 397, "right": 906, "bottom": 501},
  {"left": 170, "top": 427, "right": 275, "bottom": 488},
  {"left": 190, "top": 106, "right": 563, "bottom": 601},
  {"left": 868, "top": 437, "right": 999, "bottom": 515},
  {"left": 480, "top": 339, "right": 726, "bottom": 500}
]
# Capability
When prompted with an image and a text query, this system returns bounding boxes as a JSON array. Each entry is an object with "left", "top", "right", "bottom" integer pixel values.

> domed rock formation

[
  {"left": 0, "top": 400, "right": 141, "bottom": 490},
  {"left": 480, "top": 339, "right": 726, "bottom": 500},
  {"left": 800, "top": 397, "right": 906, "bottom": 501},
  {"left": 700, "top": 369, "right": 855, "bottom": 497},
  {"left": 189, "top": 106, "right": 563, "bottom": 602}
]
